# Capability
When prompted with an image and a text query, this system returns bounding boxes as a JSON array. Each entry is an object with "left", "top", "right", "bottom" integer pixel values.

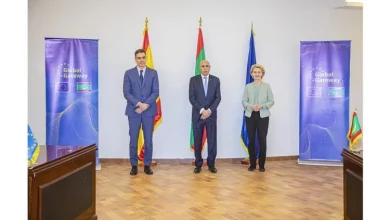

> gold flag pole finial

[
  {"left": 251, "top": 21, "right": 256, "bottom": 36},
  {"left": 355, "top": 108, "right": 358, "bottom": 113},
  {"left": 145, "top": 17, "right": 148, "bottom": 26},
  {"left": 199, "top": 17, "right": 202, "bottom": 27}
]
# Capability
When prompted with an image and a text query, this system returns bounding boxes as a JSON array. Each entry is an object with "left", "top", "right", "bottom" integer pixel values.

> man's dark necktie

[{"left": 140, "top": 69, "right": 144, "bottom": 84}]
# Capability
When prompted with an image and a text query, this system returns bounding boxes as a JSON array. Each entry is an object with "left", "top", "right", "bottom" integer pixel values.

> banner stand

[
  {"left": 298, "top": 40, "right": 351, "bottom": 166},
  {"left": 45, "top": 38, "right": 100, "bottom": 170}
]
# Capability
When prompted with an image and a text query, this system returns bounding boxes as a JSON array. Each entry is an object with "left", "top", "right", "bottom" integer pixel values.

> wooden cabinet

[
  {"left": 342, "top": 149, "right": 363, "bottom": 220},
  {"left": 28, "top": 144, "right": 98, "bottom": 220}
]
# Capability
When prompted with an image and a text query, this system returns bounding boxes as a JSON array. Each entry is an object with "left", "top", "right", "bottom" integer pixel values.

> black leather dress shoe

[
  {"left": 144, "top": 166, "right": 153, "bottom": 175},
  {"left": 194, "top": 166, "right": 201, "bottom": 173},
  {"left": 259, "top": 168, "right": 265, "bottom": 172},
  {"left": 208, "top": 166, "right": 217, "bottom": 173},
  {"left": 130, "top": 166, "right": 138, "bottom": 175},
  {"left": 248, "top": 166, "right": 255, "bottom": 171}
]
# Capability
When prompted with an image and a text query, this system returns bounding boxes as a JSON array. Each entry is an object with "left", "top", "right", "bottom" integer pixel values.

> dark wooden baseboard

[{"left": 99, "top": 155, "right": 298, "bottom": 164}]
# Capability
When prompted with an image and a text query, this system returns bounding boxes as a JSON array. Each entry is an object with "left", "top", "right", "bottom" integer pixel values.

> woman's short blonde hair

[{"left": 250, "top": 64, "right": 265, "bottom": 77}]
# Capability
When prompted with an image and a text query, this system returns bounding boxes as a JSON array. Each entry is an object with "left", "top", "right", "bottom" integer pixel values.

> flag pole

[{"left": 199, "top": 17, "right": 202, "bottom": 27}]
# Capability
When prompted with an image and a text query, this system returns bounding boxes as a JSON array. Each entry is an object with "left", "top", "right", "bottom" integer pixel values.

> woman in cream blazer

[{"left": 242, "top": 64, "right": 274, "bottom": 172}]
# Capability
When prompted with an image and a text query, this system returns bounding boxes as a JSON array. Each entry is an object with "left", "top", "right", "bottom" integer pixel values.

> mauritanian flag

[
  {"left": 137, "top": 18, "right": 163, "bottom": 164},
  {"left": 190, "top": 23, "right": 207, "bottom": 152},
  {"left": 347, "top": 111, "right": 362, "bottom": 151}
]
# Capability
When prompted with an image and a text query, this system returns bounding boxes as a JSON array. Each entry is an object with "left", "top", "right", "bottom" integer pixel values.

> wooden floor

[{"left": 96, "top": 160, "right": 343, "bottom": 220}]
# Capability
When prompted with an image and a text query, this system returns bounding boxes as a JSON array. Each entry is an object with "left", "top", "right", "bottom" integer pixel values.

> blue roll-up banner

[
  {"left": 299, "top": 41, "right": 351, "bottom": 165},
  {"left": 45, "top": 38, "right": 100, "bottom": 169}
]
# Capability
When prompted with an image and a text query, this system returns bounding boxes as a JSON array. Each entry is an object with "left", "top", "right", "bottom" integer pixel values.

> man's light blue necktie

[{"left": 203, "top": 76, "right": 208, "bottom": 96}]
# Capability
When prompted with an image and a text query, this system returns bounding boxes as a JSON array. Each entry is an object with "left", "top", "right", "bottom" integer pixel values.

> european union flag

[
  {"left": 240, "top": 28, "right": 260, "bottom": 158},
  {"left": 57, "top": 82, "right": 69, "bottom": 92},
  {"left": 28, "top": 125, "right": 40, "bottom": 165}
]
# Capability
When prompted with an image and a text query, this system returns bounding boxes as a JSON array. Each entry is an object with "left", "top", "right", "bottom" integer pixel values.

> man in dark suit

[
  {"left": 123, "top": 49, "right": 159, "bottom": 175},
  {"left": 189, "top": 60, "right": 221, "bottom": 174}
]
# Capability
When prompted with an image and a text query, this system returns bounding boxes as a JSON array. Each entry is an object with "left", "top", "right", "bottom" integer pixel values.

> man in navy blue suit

[
  {"left": 189, "top": 60, "right": 221, "bottom": 174},
  {"left": 123, "top": 49, "right": 159, "bottom": 175}
]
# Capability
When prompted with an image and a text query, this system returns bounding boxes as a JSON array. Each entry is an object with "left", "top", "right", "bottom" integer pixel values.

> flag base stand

[
  {"left": 138, "top": 160, "right": 158, "bottom": 167},
  {"left": 191, "top": 160, "right": 208, "bottom": 167},
  {"left": 240, "top": 158, "right": 251, "bottom": 165}
]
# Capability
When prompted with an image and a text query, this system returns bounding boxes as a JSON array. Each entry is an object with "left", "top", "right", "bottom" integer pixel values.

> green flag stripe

[
  {"left": 351, "top": 116, "right": 361, "bottom": 134},
  {"left": 190, "top": 123, "right": 194, "bottom": 147}
]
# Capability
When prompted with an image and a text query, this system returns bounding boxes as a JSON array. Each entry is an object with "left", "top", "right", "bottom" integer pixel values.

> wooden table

[
  {"left": 28, "top": 144, "right": 98, "bottom": 220},
  {"left": 341, "top": 149, "right": 363, "bottom": 220}
]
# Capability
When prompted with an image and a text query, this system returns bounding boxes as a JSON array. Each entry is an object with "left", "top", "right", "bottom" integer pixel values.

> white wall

[{"left": 28, "top": 0, "right": 362, "bottom": 159}]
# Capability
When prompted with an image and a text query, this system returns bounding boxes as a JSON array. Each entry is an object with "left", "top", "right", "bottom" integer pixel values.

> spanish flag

[
  {"left": 137, "top": 18, "right": 163, "bottom": 164},
  {"left": 347, "top": 111, "right": 363, "bottom": 151}
]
